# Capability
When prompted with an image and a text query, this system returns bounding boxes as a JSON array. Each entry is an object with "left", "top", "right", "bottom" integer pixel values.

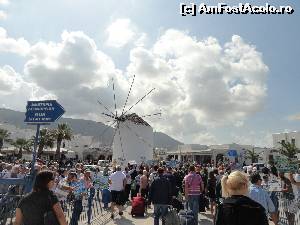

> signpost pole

[
  {"left": 31, "top": 124, "right": 41, "bottom": 173},
  {"left": 24, "top": 100, "right": 65, "bottom": 192}
]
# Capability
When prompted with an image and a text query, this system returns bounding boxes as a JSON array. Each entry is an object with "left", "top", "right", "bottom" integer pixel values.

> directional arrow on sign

[{"left": 24, "top": 100, "right": 65, "bottom": 124}]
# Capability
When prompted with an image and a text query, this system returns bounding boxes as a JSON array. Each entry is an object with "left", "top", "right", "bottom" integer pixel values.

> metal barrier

[
  {"left": 0, "top": 176, "right": 32, "bottom": 225},
  {"left": 0, "top": 185, "right": 103, "bottom": 225},
  {"left": 62, "top": 197, "right": 103, "bottom": 224},
  {"left": 276, "top": 192, "right": 300, "bottom": 225},
  {"left": 0, "top": 186, "right": 25, "bottom": 225}
]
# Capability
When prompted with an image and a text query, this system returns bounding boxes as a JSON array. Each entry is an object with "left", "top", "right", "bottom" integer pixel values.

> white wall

[
  {"left": 113, "top": 120, "right": 153, "bottom": 166},
  {"left": 273, "top": 131, "right": 300, "bottom": 149}
]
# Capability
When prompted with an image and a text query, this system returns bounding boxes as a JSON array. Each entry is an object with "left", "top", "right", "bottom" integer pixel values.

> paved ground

[
  {"left": 89, "top": 204, "right": 214, "bottom": 225},
  {"left": 88, "top": 204, "right": 277, "bottom": 225}
]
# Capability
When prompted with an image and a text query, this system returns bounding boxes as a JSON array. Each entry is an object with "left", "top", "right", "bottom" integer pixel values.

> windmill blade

[
  {"left": 98, "top": 120, "right": 117, "bottom": 141},
  {"left": 112, "top": 78, "right": 117, "bottom": 117},
  {"left": 121, "top": 74, "right": 135, "bottom": 116},
  {"left": 125, "top": 124, "right": 153, "bottom": 148},
  {"left": 123, "top": 88, "right": 155, "bottom": 116},
  {"left": 101, "top": 112, "right": 116, "bottom": 120},
  {"left": 97, "top": 100, "right": 115, "bottom": 117},
  {"left": 118, "top": 125, "right": 126, "bottom": 161},
  {"left": 97, "top": 120, "right": 115, "bottom": 124},
  {"left": 109, "top": 122, "right": 119, "bottom": 148},
  {"left": 140, "top": 112, "right": 162, "bottom": 118}
]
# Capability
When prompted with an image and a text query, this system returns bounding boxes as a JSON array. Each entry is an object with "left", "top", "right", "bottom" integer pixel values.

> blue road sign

[{"left": 24, "top": 100, "right": 65, "bottom": 124}]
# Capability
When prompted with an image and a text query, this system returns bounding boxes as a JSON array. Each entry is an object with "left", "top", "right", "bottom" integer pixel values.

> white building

[
  {"left": 273, "top": 131, "right": 300, "bottom": 159},
  {"left": 273, "top": 131, "right": 300, "bottom": 149},
  {"left": 167, "top": 143, "right": 275, "bottom": 165},
  {"left": 66, "top": 135, "right": 112, "bottom": 161},
  {"left": 113, "top": 114, "right": 153, "bottom": 167}
]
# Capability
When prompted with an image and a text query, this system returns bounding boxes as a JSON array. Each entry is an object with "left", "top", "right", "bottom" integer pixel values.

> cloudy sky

[{"left": 0, "top": 0, "right": 299, "bottom": 147}]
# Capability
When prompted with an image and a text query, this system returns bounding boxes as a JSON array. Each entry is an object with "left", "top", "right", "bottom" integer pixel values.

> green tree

[
  {"left": 12, "top": 138, "right": 33, "bottom": 159},
  {"left": 278, "top": 140, "right": 300, "bottom": 162},
  {"left": 0, "top": 128, "right": 11, "bottom": 152},
  {"left": 245, "top": 148, "right": 262, "bottom": 163},
  {"left": 53, "top": 123, "right": 72, "bottom": 161},
  {"left": 37, "top": 128, "right": 55, "bottom": 158}
]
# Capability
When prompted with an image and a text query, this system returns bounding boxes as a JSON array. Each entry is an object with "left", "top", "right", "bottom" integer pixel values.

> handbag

[{"left": 44, "top": 195, "right": 60, "bottom": 225}]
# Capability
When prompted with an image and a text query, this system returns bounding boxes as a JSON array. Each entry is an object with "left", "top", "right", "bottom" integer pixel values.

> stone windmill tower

[
  {"left": 96, "top": 75, "right": 160, "bottom": 167},
  {"left": 113, "top": 113, "right": 153, "bottom": 165}
]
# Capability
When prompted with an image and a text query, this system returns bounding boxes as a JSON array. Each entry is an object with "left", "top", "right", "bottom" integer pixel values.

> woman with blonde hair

[{"left": 214, "top": 171, "right": 268, "bottom": 225}]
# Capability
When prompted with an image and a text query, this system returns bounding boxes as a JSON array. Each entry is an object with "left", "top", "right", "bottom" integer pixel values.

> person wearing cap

[{"left": 249, "top": 173, "right": 278, "bottom": 225}]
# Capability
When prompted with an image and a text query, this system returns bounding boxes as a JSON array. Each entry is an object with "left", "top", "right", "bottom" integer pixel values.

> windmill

[{"left": 96, "top": 75, "right": 161, "bottom": 166}]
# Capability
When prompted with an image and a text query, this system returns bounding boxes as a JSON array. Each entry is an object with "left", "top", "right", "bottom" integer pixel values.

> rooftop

[{"left": 120, "top": 113, "right": 150, "bottom": 126}]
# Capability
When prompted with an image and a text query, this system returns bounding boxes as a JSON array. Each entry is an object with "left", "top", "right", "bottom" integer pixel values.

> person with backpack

[
  {"left": 164, "top": 167, "right": 178, "bottom": 197},
  {"left": 214, "top": 171, "right": 268, "bottom": 225},
  {"left": 149, "top": 167, "right": 172, "bottom": 225}
]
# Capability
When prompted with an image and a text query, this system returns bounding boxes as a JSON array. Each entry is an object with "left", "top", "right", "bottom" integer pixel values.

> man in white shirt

[{"left": 109, "top": 166, "right": 126, "bottom": 219}]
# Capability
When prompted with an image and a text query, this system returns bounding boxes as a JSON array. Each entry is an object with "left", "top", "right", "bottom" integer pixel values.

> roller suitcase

[
  {"left": 165, "top": 207, "right": 180, "bottom": 225},
  {"left": 131, "top": 196, "right": 145, "bottom": 217},
  {"left": 178, "top": 205, "right": 197, "bottom": 225}
]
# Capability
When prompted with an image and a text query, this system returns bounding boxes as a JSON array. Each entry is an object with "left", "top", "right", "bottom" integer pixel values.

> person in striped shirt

[{"left": 184, "top": 165, "right": 204, "bottom": 223}]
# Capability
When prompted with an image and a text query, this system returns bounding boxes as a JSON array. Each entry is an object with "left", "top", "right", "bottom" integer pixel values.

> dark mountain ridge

[{"left": 0, "top": 108, "right": 182, "bottom": 150}]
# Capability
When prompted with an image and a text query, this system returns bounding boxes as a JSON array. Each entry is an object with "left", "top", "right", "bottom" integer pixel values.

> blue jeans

[
  {"left": 154, "top": 204, "right": 168, "bottom": 225},
  {"left": 187, "top": 195, "right": 199, "bottom": 223},
  {"left": 87, "top": 188, "right": 95, "bottom": 224}
]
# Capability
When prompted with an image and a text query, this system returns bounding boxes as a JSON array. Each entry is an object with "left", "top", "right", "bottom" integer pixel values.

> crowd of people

[{"left": 0, "top": 158, "right": 299, "bottom": 225}]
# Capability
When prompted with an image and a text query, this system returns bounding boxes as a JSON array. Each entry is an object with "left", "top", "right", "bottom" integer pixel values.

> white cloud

[
  {"left": 0, "top": 11, "right": 7, "bottom": 20},
  {"left": 135, "top": 32, "right": 148, "bottom": 47},
  {"left": 105, "top": 18, "right": 147, "bottom": 48},
  {"left": 0, "top": 65, "right": 22, "bottom": 94},
  {"left": 127, "top": 29, "right": 268, "bottom": 141},
  {"left": 0, "top": 65, "right": 53, "bottom": 111},
  {"left": 24, "top": 30, "right": 128, "bottom": 118},
  {"left": 231, "top": 131, "right": 273, "bottom": 147},
  {"left": 0, "top": 0, "right": 9, "bottom": 5},
  {"left": 0, "top": 27, "right": 30, "bottom": 56},
  {"left": 106, "top": 19, "right": 136, "bottom": 48},
  {"left": 192, "top": 132, "right": 217, "bottom": 145},
  {"left": 0, "top": 28, "right": 268, "bottom": 144}
]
